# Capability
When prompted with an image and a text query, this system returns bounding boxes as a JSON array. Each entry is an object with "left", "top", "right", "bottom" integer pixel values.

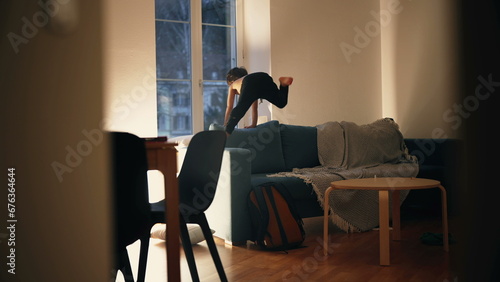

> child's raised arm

[{"left": 245, "top": 101, "right": 258, "bottom": 128}]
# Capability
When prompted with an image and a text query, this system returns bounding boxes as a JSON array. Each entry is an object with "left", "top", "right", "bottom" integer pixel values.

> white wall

[
  {"left": 100, "top": 0, "right": 461, "bottom": 138},
  {"left": 242, "top": 0, "right": 272, "bottom": 125},
  {"left": 103, "top": 0, "right": 157, "bottom": 137},
  {"left": 381, "top": 0, "right": 460, "bottom": 138},
  {"left": 270, "top": 0, "right": 383, "bottom": 126},
  {"left": 242, "top": 0, "right": 271, "bottom": 74},
  {"left": 268, "top": 0, "right": 461, "bottom": 138}
]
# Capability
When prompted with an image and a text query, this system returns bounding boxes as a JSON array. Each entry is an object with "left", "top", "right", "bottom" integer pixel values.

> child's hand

[{"left": 244, "top": 125, "right": 256, "bottom": 129}]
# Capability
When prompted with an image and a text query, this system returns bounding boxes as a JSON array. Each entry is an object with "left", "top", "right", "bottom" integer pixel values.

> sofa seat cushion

[
  {"left": 280, "top": 124, "right": 320, "bottom": 171},
  {"left": 251, "top": 175, "right": 316, "bottom": 201},
  {"left": 226, "top": 121, "right": 286, "bottom": 174},
  {"left": 293, "top": 199, "right": 324, "bottom": 218}
]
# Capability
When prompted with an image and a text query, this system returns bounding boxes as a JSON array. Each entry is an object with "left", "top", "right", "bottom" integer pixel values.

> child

[{"left": 224, "top": 67, "right": 293, "bottom": 135}]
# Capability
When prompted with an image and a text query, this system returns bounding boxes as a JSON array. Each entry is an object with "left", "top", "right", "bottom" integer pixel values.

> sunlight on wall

[
  {"left": 380, "top": 0, "right": 398, "bottom": 122},
  {"left": 380, "top": 0, "right": 460, "bottom": 138},
  {"left": 103, "top": 0, "right": 157, "bottom": 137},
  {"left": 242, "top": 0, "right": 272, "bottom": 126}
]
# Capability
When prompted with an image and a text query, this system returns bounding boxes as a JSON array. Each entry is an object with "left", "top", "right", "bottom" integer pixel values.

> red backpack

[{"left": 248, "top": 182, "right": 305, "bottom": 251}]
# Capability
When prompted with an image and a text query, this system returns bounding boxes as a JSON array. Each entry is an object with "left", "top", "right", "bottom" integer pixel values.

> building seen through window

[{"left": 155, "top": 0, "right": 237, "bottom": 137}]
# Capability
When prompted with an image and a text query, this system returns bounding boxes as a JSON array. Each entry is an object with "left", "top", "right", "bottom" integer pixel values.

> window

[{"left": 155, "top": 0, "right": 239, "bottom": 137}]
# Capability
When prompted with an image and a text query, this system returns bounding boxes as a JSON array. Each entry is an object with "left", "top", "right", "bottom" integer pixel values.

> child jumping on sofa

[{"left": 224, "top": 67, "right": 293, "bottom": 135}]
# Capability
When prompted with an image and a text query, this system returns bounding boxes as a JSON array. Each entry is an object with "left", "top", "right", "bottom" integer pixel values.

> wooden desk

[
  {"left": 145, "top": 141, "right": 179, "bottom": 281},
  {"left": 323, "top": 177, "right": 449, "bottom": 266}
]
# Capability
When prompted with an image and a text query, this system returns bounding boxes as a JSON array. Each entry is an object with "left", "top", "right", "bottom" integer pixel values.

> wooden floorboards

[{"left": 118, "top": 215, "right": 457, "bottom": 281}]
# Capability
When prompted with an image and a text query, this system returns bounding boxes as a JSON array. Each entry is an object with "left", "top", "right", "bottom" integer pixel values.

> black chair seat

[{"left": 150, "top": 200, "right": 165, "bottom": 223}]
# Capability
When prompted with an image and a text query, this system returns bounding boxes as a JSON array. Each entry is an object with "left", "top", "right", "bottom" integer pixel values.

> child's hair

[{"left": 226, "top": 67, "right": 248, "bottom": 85}]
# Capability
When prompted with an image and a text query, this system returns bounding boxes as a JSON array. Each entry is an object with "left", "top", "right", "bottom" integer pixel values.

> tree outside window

[{"left": 155, "top": 0, "right": 237, "bottom": 137}]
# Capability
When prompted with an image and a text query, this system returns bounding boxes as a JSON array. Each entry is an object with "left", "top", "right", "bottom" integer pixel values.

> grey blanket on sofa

[{"left": 269, "top": 118, "right": 419, "bottom": 232}]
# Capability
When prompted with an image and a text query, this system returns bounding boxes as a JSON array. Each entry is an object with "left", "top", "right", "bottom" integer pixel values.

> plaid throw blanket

[{"left": 269, "top": 118, "right": 419, "bottom": 232}]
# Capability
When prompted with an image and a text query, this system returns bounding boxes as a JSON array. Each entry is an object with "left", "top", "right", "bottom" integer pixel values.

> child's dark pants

[{"left": 225, "top": 72, "right": 289, "bottom": 134}]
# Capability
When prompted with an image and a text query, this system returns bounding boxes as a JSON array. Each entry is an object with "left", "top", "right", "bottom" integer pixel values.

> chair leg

[
  {"left": 137, "top": 234, "right": 150, "bottom": 282},
  {"left": 110, "top": 268, "right": 119, "bottom": 282},
  {"left": 180, "top": 216, "right": 200, "bottom": 282},
  {"left": 197, "top": 213, "right": 228, "bottom": 282},
  {"left": 120, "top": 249, "right": 135, "bottom": 282}
]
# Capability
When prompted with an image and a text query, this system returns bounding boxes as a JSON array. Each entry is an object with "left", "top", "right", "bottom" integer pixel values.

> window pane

[
  {"left": 157, "top": 81, "right": 192, "bottom": 137},
  {"left": 202, "top": 25, "right": 235, "bottom": 80},
  {"left": 203, "top": 81, "right": 227, "bottom": 130},
  {"left": 156, "top": 21, "right": 191, "bottom": 79},
  {"left": 155, "top": 0, "right": 237, "bottom": 136},
  {"left": 155, "top": 0, "right": 190, "bottom": 21},
  {"left": 202, "top": 0, "right": 235, "bottom": 25}
]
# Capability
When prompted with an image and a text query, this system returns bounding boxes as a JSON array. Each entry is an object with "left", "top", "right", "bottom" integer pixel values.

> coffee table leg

[
  {"left": 324, "top": 187, "right": 333, "bottom": 256},
  {"left": 379, "top": 190, "right": 390, "bottom": 266},
  {"left": 391, "top": 190, "right": 401, "bottom": 241},
  {"left": 439, "top": 185, "right": 449, "bottom": 252}
]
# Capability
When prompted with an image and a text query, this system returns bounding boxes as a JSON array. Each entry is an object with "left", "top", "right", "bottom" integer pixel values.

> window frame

[{"left": 156, "top": 0, "right": 243, "bottom": 136}]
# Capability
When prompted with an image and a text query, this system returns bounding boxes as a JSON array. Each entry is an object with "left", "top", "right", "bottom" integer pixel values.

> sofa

[
  {"left": 201, "top": 120, "right": 460, "bottom": 245},
  {"left": 401, "top": 138, "right": 462, "bottom": 216}
]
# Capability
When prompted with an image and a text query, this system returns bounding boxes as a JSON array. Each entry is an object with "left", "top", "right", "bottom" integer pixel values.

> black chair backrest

[
  {"left": 178, "top": 131, "right": 226, "bottom": 219},
  {"left": 111, "top": 132, "right": 151, "bottom": 251}
]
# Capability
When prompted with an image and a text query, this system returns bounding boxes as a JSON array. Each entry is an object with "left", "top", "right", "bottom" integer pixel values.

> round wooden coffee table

[{"left": 323, "top": 177, "right": 449, "bottom": 266}]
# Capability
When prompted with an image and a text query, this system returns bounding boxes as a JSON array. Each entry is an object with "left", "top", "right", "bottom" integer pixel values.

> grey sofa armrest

[{"left": 205, "top": 147, "right": 254, "bottom": 244}]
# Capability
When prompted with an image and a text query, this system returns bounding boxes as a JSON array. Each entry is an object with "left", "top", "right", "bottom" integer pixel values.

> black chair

[
  {"left": 149, "top": 130, "right": 228, "bottom": 282},
  {"left": 111, "top": 132, "right": 153, "bottom": 282}
]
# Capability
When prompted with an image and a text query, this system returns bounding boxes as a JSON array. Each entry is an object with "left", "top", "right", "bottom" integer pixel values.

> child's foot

[{"left": 279, "top": 77, "right": 293, "bottom": 86}]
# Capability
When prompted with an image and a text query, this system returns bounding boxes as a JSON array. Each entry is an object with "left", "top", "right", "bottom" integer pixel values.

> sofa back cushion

[
  {"left": 226, "top": 120, "right": 286, "bottom": 174},
  {"left": 280, "top": 124, "right": 320, "bottom": 171},
  {"left": 404, "top": 138, "right": 460, "bottom": 166}
]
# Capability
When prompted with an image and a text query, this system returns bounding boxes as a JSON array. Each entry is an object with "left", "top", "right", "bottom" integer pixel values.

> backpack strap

[
  {"left": 251, "top": 186, "right": 270, "bottom": 242},
  {"left": 271, "top": 182, "right": 304, "bottom": 223},
  {"left": 266, "top": 182, "right": 306, "bottom": 239},
  {"left": 265, "top": 185, "right": 289, "bottom": 248}
]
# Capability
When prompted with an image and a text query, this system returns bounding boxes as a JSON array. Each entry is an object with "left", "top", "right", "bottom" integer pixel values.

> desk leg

[
  {"left": 391, "top": 190, "right": 401, "bottom": 241},
  {"left": 159, "top": 149, "right": 180, "bottom": 281},
  {"left": 439, "top": 185, "right": 449, "bottom": 252},
  {"left": 323, "top": 187, "right": 333, "bottom": 256},
  {"left": 379, "top": 190, "right": 390, "bottom": 266}
]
